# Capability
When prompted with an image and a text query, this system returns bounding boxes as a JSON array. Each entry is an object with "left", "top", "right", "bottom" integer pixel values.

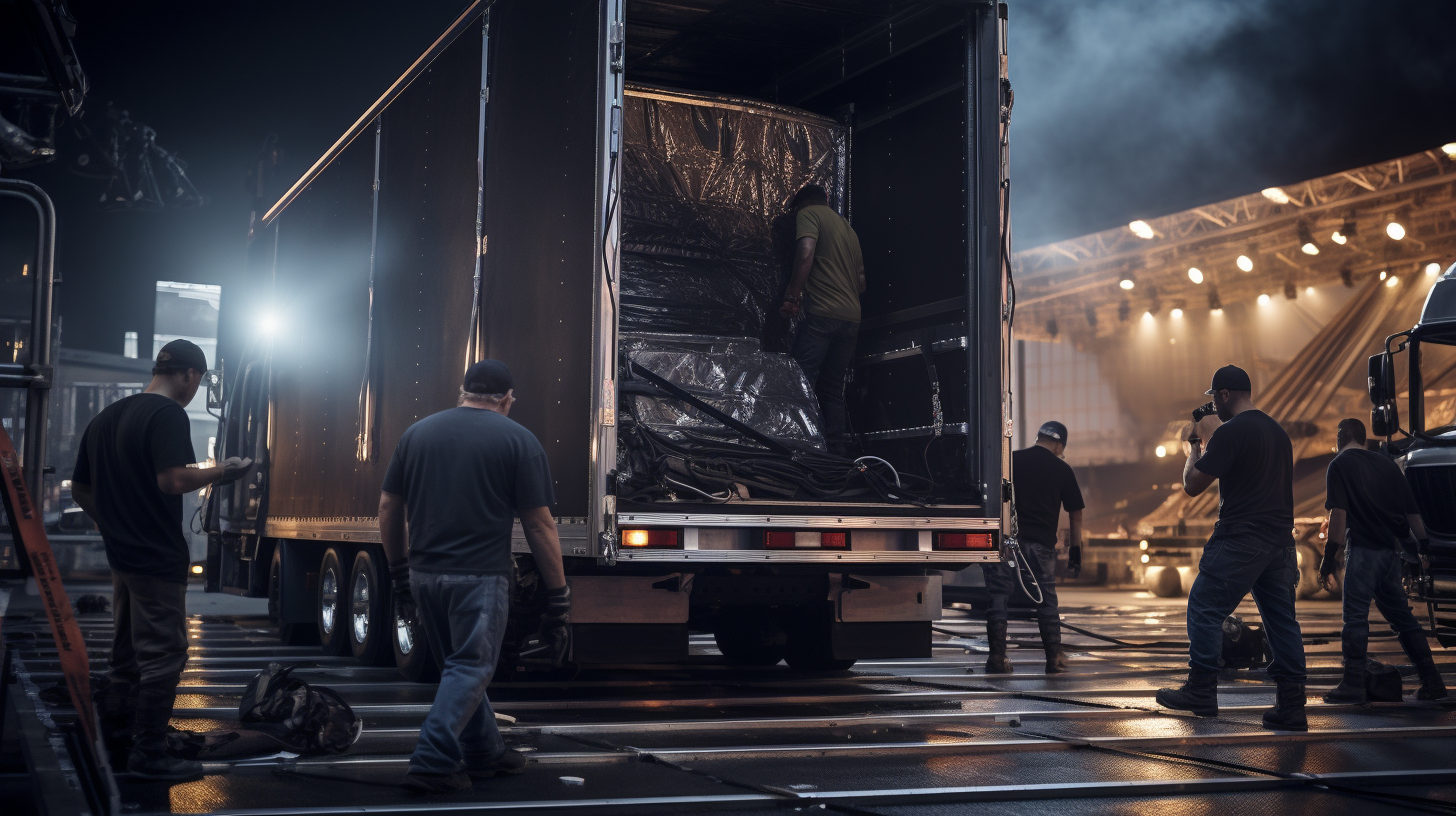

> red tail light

[
  {"left": 763, "top": 531, "right": 849, "bottom": 549},
  {"left": 934, "top": 532, "right": 995, "bottom": 550},
  {"left": 620, "top": 529, "right": 681, "bottom": 548}
]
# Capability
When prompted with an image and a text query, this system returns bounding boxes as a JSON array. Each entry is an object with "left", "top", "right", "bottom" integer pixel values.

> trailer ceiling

[{"left": 625, "top": 0, "right": 923, "bottom": 98}]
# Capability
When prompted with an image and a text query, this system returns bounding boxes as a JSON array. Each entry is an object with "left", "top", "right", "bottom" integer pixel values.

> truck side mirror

[
  {"left": 205, "top": 370, "right": 224, "bottom": 411},
  {"left": 1371, "top": 403, "right": 1400, "bottom": 438},
  {"left": 1368, "top": 354, "right": 1395, "bottom": 406}
]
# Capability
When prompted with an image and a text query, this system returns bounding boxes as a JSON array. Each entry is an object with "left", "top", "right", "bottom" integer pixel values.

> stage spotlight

[
  {"left": 1261, "top": 187, "right": 1290, "bottom": 204},
  {"left": 1171, "top": 308, "right": 1184, "bottom": 319},
  {"left": 1258, "top": 293, "right": 1271, "bottom": 305},
  {"left": 1119, "top": 277, "right": 1136, "bottom": 290},
  {"left": 1332, "top": 215, "right": 1356, "bottom": 245},
  {"left": 1443, "top": 143, "right": 1456, "bottom": 157},
  {"left": 1129, "top": 220, "right": 1155, "bottom": 239},
  {"left": 1236, "top": 254, "right": 1254, "bottom": 272},
  {"left": 1297, "top": 222, "right": 1319, "bottom": 255},
  {"left": 1305, "top": 286, "right": 1315, "bottom": 295},
  {"left": 1427, "top": 262, "right": 1442, "bottom": 277},
  {"left": 1046, "top": 318, "right": 1059, "bottom": 338},
  {"left": 1386, "top": 220, "right": 1406, "bottom": 240},
  {"left": 1187, "top": 267, "right": 1204, "bottom": 284},
  {"left": 1379, "top": 270, "right": 1388, "bottom": 281},
  {"left": 1386, "top": 276, "right": 1400, "bottom": 288},
  {"left": 1284, "top": 281, "right": 1298, "bottom": 300},
  {"left": 1155, "top": 445, "right": 1167, "bottom": 458},
  {"left": 1340, "top": 266, "right": 1354, "bottom": 287},
  {"left": 1207, "top": 288, "right": 1222, "bottom": 310}
]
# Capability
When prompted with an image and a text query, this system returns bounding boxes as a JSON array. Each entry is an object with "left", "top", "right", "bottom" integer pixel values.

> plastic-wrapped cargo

[
  {"left": 620, "top": 332, "right": 825, "bottom": 450},
  {"left": 619, "top": 86, "right": 847, "bottom": 342}
]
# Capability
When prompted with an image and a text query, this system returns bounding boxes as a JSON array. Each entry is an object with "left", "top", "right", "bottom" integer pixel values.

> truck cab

[{"left": 1368, "top": 262, "right": 1456, "bottom": 646}]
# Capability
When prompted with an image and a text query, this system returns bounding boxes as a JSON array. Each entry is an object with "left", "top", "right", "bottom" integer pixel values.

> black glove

[
  {"left": 1318, "top": 541, "right": 1342, "bottom": 578},
  {"left": 389, "top": 560, "right": 413, "bottom": 613},
  {"left": 213, "top": 456, "right": 253, "bottom": 485},
  {"left": 1067, "top": 544, "right": 1082, "bottom": 579},
  {"left": 520, "top": 584, "right": 571, "bottom": 666}
]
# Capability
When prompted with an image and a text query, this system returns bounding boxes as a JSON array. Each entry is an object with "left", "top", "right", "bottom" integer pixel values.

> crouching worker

[
  {"left": 72, "top": 340, "right": 251, "bottom": 780},
  {"left": 380, "top": 359, "right": 570, "bottom": 793},
  {"left": 1320, "top": 418, "right": 1447, "bottom": 703}
]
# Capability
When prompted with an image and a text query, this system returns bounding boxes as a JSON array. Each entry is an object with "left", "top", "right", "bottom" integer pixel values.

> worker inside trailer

[{"left": 778, "top": 183, "right": 865, "bottom": 455}]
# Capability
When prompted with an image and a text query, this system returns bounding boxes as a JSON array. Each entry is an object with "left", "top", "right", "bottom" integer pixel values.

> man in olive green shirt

[{"left": 779, "top": 184, "right": 865, "bottom": 448}]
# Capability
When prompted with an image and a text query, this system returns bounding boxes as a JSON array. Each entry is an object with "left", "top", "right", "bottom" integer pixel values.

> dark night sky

[{"left": 9, "top": 0, "right": 1456, "bottom": 355}]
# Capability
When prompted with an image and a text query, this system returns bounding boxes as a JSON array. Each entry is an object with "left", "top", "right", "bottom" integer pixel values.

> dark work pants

[
  {"left": 109, "top": 571, "right": 189, "bottom": 693},
  {"left": 791, "top": 313, "right": 859, "bottom": 440},
  {"left": 409, "top": 571, "right": 511, "bottom": 776},
  {"left": 983, "top": 541, "right": 1060, "bottom": 624},
  {"left": 1341, "top": 546, "right": 1431, "bottom": 668},
  {"left": 1186, "top": 523, "right": 1306, "bottom": 683}
]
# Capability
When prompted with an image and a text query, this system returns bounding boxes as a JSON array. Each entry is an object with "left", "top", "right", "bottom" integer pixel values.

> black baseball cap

[
  {"left": 1205, "top": 364, "right": 1252, "bottom": 395},
  {"left": 463, "top": 359, "right": 513, "bottom": 395},
  {"left": 1037, "top": 421, "right": 1068, "bottom": 444},
  {"left": 155, "top": 338, "right": 208, "bottom": 373}
]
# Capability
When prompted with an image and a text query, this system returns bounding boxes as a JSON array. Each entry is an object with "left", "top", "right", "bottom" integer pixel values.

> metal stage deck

[{"left": 4, "top": 587, "right": 1454, "bottom": 815}]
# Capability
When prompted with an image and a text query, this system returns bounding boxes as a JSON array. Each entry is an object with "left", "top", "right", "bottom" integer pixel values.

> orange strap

[{"left": 0, "top": 424, "right": 96, "bottom": 746}]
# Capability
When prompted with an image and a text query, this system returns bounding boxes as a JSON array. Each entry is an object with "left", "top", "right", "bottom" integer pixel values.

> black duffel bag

[{"left": 239, "top": 662, "right": 363, "bottom": 754}]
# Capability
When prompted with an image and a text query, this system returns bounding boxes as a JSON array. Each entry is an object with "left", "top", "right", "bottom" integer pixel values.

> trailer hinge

[{"left": 609, "top": 21, "right": 625, "bottom": 74}]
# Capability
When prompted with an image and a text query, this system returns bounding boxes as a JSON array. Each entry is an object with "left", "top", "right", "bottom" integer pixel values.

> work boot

[
  {"left": 1261, "top": 682, "right": 1309, "bottom": 731},
  {"left": 1398, "top": 630, "right": 1449, "bottom": 701},
  {"left": 466, "top": 748, "right": 529, "bottom": 779},
  {"left": 127, "top": 685, "right": 203, "bottom": 782},
  {"left": 984, "top": 619, "right": 1012, "bottom": 674},
  {"left": 95, "top": 680, "right": 136, "bottom": 769},
  {"left": 1038, "top": 617, "right": 1068, "bottom": 674},
  {"left": 1322, "top": 661, "right": 1369, "bottom": 705},
  {"left": 1156, "top": 671, "right": 1219, "bottom": 716}
]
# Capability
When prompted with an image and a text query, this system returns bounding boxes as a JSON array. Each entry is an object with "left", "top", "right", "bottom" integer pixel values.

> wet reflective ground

[{"left": 5, "top": 587, "right": 1454, "bottom": 814}]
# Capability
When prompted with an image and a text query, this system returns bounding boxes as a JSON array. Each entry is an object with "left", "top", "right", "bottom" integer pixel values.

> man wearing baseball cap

[
  {"left": 1157, "top": 364, "right": 1308, "bottom": 730},
  {"left": 379, "top": 359, "right": 569, "bottom": 793},
  {"left": 982, "top": 420, "right": 1085, "bottom": 675},
  {"left": 71, "top": 339, "right": 251, "bottom": 780}
]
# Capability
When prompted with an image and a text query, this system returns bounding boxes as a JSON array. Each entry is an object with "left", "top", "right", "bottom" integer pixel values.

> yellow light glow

[
  {"left": 1305, "top": 286, "right": 1315, "bottom": 295},
  {"left": 1119, "top": 278, "right": 1136, "bottom": 290},
  {"left": 1379, "top": 270, "right": 1388, "bottom": 280},
  {"left": 1386, "top": 276, "right": 1400, "bottom": 288},
  {"left": 191, "top": 565, "right": 204, "bottom": 575},
  {"left": 1300, "top": 242, "right": 1319, "bottom": 255},
  {"left": 1257, "top": 293, "right": 1271, "bottom": 305},
  {"left": 623, "top": 530, "right": 650, "bottom": 547},
  {"left": 1129, "top": 220, "right": 1155, "bottom": 239},
  {"left": 1170, "top": 308, "right": 1184, "bottom": 319},
  {"left": 1261, "top": 187, "right": 1290, "bottom": 204},
  {"left": 1139, "top": 540, "right": 1149, "bottom": 550},
  {"left": 1187, "top": 267, "right": 1203, "bottom": 284},
  {"left": 1386, "top": 221, "right": 1406, "bottom": 240},
  {"left": 1140, "top": 553, "right": 1151, "bottom": 564},
  {"left": 1236, "top": 254, "right": 1254, "bottom": 272},
  {"left": 1331, "top": 231, "right": 1347, "bottom": 245},
  {"left": 1210, "top": 308, "right": 1223, "bottom": 315},
  {"left": 1141, "top": 311, "right": 1155, "bottom": 322},
  {"left": 1427, "top": 263, "right": 1442, "bottom": 277},
  {"left": 1443, "top": 143, "right": 1456, "bottom": 157},
  {"left": 1155, "top": 445, "right": 1167, "bottom": 458}
]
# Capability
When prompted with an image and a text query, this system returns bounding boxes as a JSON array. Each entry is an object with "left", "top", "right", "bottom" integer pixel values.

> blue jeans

[
  {"left": 1186, "top": 523, "right": 1306, "bottom": 683},
  {"left": 791, "top": 313, "right": 858, "bottom": 439},
  {"left": 1341, "top": 546, "right": 1427, "bottom": 667},
  {"left": 983, "top": 541, "right": 1060, "bottom": 624},
  {"left": 408, "top": 571, "right": 511, "bottom": 775}
]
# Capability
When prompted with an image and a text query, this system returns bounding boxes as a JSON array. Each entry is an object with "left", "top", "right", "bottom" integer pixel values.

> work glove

[
  {"left": 1317, "top": 542, "right": 1342, "bottom": 578},
  {"left": 213, "top": 456, "right": 253, "bottom": 485},
  {"left": 1066, "top": 544, "right": 1082, "bottom": 579},
  {"left": 389, "top": 560, "right": 414, "bottom": 617},
  {"left": 519, "top": 584, "right": 571, "bottom": 667}
]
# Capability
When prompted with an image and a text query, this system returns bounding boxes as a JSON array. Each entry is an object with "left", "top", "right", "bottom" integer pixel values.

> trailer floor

[{"left": 4, "top": 585, "right": 1455, "bottom": 815}]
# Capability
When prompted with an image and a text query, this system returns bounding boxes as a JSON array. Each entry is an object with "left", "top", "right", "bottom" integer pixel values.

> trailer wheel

[
  {"left": 712, "top": 611, "right": 786, "bottom": 666},
  {"left": 393, "top": 597, "right": 439, "bottom": 683},
  {"left": 783, "top": 608, "right": 855, "bottom": 673},
  {"left": 348, "top": 550, "right": 393, "bottom": 665},
  {"left": 317, "top": 548, "right": 352, "bottom": 655}
]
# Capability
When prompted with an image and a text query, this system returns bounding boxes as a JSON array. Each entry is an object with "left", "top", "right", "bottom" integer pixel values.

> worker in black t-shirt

[
  {"left": 1156, "top": 365, "right": 1308, "bottom": 730},
  {"left": 983, "top": 420, "right": 1085, "bottom": 675},
  {"left": 380, "top": 359, "right": 569, "bottom": 794},
  {"left": 1320, "top": 418, "right": 1447, "bottom": 703},
  {"left": 71, "top": 340, "right": 250, "bottom": 780}
]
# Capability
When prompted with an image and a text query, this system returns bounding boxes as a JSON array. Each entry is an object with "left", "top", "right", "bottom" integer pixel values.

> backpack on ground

[
  {"left": 1365, "top": 658, "right": 1404, "bottom": 702},
  {"left": 239, "top": 662, "right": 363, "bottom": 754}
]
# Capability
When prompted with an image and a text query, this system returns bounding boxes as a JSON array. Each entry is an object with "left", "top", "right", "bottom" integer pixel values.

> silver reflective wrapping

[
  {"left": 620, "top": 86, "right": 848, "bottom": 341},
  {"left": 621, "top": 332, "right": 825, "bottom": 451}
]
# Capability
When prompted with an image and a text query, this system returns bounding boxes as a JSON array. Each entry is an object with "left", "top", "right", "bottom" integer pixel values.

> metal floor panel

[
  {"left": 1172, "top": 735, "right": 1456, "bottom": 775},
  {"left": 865, "top": 788, "right": 1431, "bottom": 816}
]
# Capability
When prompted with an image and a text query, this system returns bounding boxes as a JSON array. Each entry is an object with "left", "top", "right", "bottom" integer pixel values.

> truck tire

[
  {"left": 1146, "top": 566, "right": 1184, "bottom": 598},
  {"left": 783, "top": 608, "right": 855, "bottom": 673},
  {"left": 393, "top": 597, "right": 439, "bottom": 683},
  {"left": 317, "top": 548, "right": 352, "bottom": 655},
  {"left": 348, "top": 550, "right": 393, "bottom": 665},
  {"left": 271, "top": 546, "right": 318, "bottom": 645},
  {"left": 713, "top": 611, "right": 786, "bottom": 666}
]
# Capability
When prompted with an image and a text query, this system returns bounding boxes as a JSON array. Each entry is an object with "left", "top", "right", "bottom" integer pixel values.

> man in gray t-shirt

[{"left": 380, "top": 359, "right": 569, "bottom": 793}]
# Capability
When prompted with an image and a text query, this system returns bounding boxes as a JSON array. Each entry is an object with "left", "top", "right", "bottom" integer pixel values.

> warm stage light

[
  {"left": 1170, "top": 308, "right": 1184, "bottom": 319},
  {"left": 1257, "top": 293, "right": 1271, "bottom": 305},
  {"left": 1155, "top": 445, "right": 1167, "bottom": 458},
  {"left": 1140, "top": 553, "right": 1151, "bottom": 564},
  {"left": 1129, "top": 220, "right": 1155, "bottom": 239},
  {"left": 1236, "top": 254, "right": 1254, "bottom": 272},
  {"left": 1386, "top": 276, "right": 1400, "bottom": 288},
  {"left": 1443, "top": 143, "right": 1456, "bottom": 157},
  {"left": 1427, "top": 263, "right": 1442, "bottom": 277},
  {"left": 1331, "top": 231, "right": 1347, "bottom": 245},
  {"left": 1120, "top": 278, "right": 1136, "bottom": 290},
  {"left": 1211, "top": 308, "right": 1223, "bottom": 315},
  {"left": 1386, "top": 221, "right": 1406, "bottom": 240},
  {"left": 1305, "top": 286, "right": 1315, "bottom": 295},
  {"left": 1139, "top": 540, "right": 1149, "bottom": 550},
  {"left": 1141, "top": 310, "right": 1155, "bottom": 322},
  {"left": 1261, "top": 187, "right": 1290, "bottom": 204},
  {"left": 1301, "top": 243, "right": 1319, "bottom": 255},
  {"left": 1379, "top": 270, "right": 1388, "bottom": 280}
]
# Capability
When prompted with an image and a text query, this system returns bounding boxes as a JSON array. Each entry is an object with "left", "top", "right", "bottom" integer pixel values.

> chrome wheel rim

[
  {"left": 352, "top": 569, "right": 370, "bottom": 644},
  {"left": 396, "top": 610, "right": 414, "bottom": 655},
  {"left": 320, "top": 566, "right": 339, "bottom": 634}
]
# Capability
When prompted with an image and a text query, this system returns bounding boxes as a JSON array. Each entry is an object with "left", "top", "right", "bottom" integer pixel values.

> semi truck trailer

[
  {"left": 1369, "top": 262, "right": 1456, "bottom": 647},
  {"left": 204, "top": 0, "right": 1014, "bottom": 678}
]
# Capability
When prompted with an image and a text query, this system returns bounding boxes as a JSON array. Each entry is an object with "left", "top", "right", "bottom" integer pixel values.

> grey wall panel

[
  {"left": 268, "top": 131, "right": 377, "bottom": 519},
  {"left": 480, "top": 0, "right": 601, "bottom": 518},
  {"left": 369, "top": 19, "right": 487, "bottom": 513}
]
